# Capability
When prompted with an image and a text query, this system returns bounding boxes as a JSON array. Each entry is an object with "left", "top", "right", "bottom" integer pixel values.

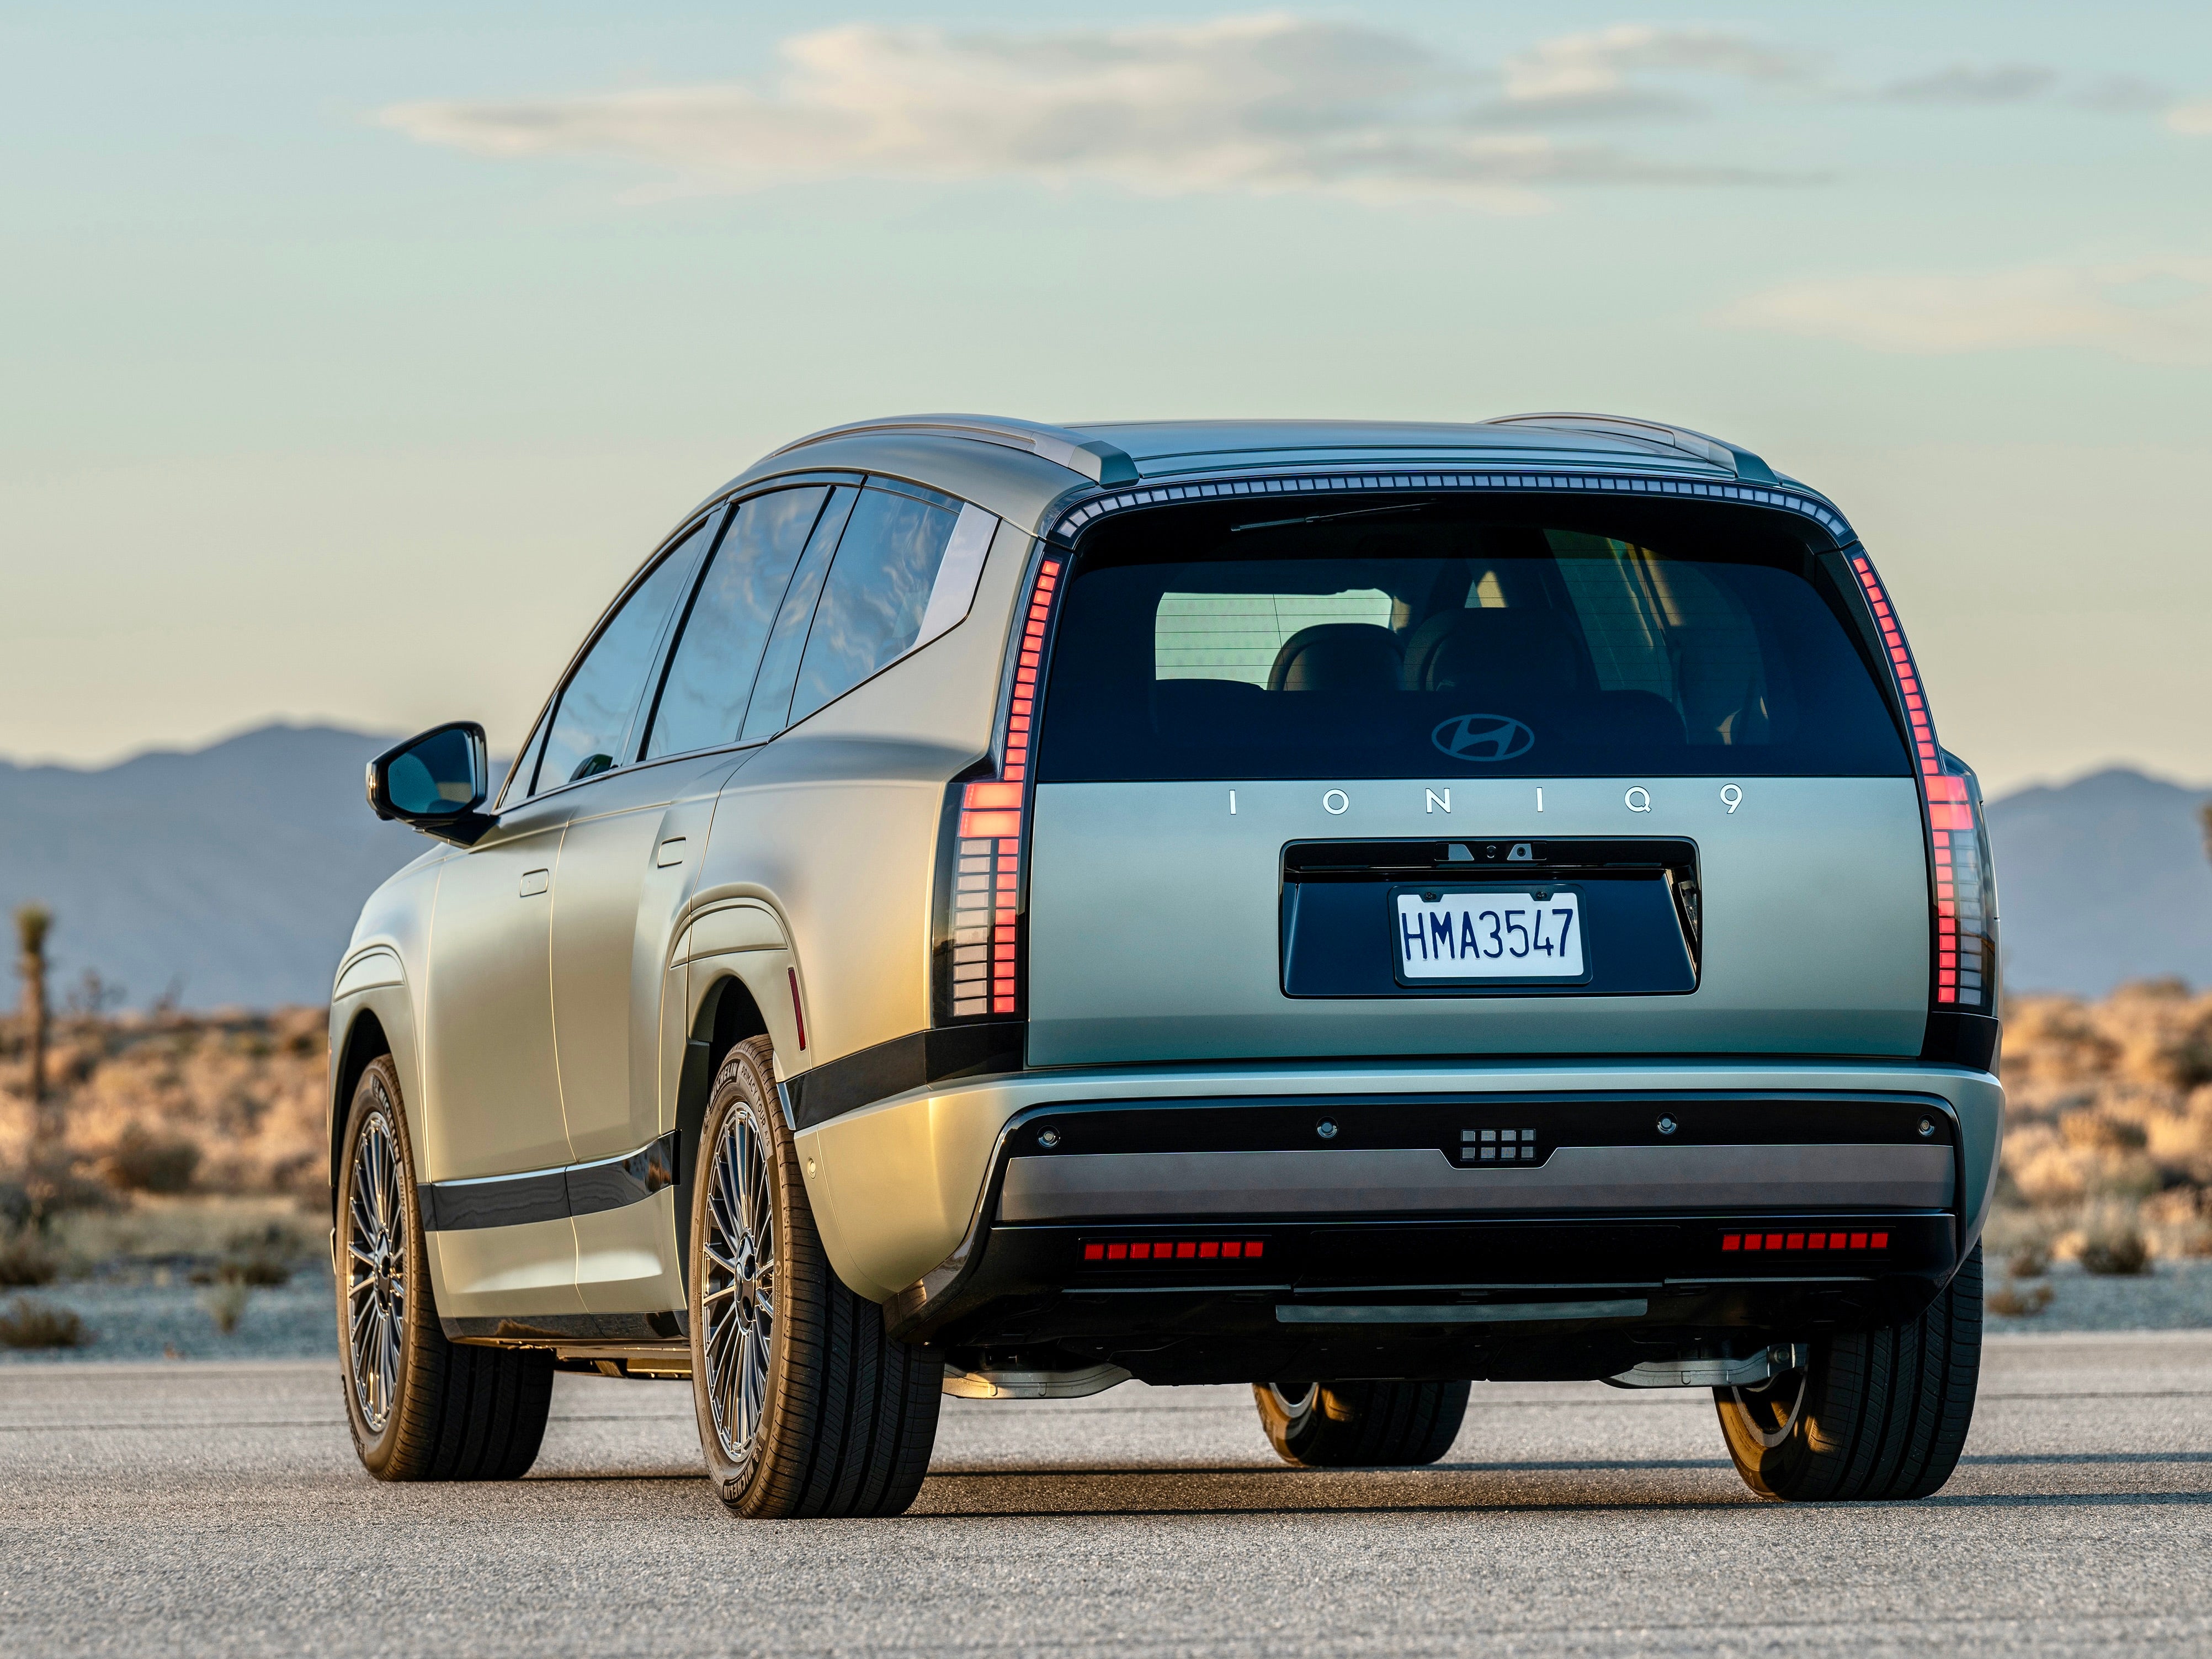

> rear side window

[
  {"left": 740, "top": 486, "right": 858, "bottom": 743},
  {"left": 644, "top": 486, "right": 830, "bottom": 759},
  {"left": 535, "top": 513, "right": 715, "bottom": 793},
  {"left": 1038, "top": 496, "right": 1906, "bottom": 782},
  {"left": 789, "top": 485, "right": 961, "bottom": 726}
]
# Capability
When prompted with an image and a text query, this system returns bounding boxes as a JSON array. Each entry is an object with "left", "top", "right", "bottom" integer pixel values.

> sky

[{"left": 4, "top": 1, "right": 2210, "bottom": 796}]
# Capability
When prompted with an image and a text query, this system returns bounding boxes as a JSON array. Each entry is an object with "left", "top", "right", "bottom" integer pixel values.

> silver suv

[{"left": 332, "top": 414, "right": 1999, "bottom": 1515}]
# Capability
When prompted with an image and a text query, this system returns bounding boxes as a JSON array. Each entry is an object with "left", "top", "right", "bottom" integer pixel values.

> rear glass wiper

[{"left": 1230, "top": 501, "right": 1432, "bottom": 534}]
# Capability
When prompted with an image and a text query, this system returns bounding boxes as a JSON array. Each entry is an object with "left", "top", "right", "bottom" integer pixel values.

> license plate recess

[{"left": 1391, "top": 884, "right": 1591, "bottom": 986}]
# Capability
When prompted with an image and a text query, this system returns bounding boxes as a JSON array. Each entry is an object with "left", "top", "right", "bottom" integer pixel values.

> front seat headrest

[{"left": 1267, "top": 624, "right": 1406, "bottom": 693}]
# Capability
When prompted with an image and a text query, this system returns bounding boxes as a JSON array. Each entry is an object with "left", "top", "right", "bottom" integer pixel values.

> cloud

[
  {"left": 2169, "top": 100, "right": 2212, "bottom": 135},
  {"left": 379, "top": 14, "right": 1817, "bottom": 208},
  {"left": 1724, "top": 258, "right": 2212, "bottom": 364},
  {"left": 1501, "top": 24, "right": 1807, "bottom": 107},
  {"left": 1877, "top": 64, "right": 2056, "bottom": 106}
]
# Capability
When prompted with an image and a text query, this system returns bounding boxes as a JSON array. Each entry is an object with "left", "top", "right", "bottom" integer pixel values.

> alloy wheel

[
  {"left": 345, "top": 1099, "right": 407, "bottom": 1433},
  {"left": 1730, "top": 1368, "right": 1811, "bottom": 1449},
  {"left": 701, "top": 1104, "right": 777, "bottom": 1473}
]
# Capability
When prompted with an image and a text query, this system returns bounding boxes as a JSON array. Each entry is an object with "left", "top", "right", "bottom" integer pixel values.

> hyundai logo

[{"left": 1432, "top": 712, "right": 1535, "bottom": 763}]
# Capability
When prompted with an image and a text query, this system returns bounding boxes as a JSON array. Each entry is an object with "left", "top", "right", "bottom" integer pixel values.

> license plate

[{"left": 1392, "top": 887, "right": 1587, "bottom": 983}]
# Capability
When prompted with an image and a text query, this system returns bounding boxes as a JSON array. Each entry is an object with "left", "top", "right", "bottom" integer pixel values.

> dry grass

[
  {"left": 1987, "top": 1280, "right": 2055, "bottom": 1317},
  {"left": 198, "top": 1279, "right": 251, "bottom": 1335},
  {"left": 0, "top": 1295, "right": 89, "bottom": 1349},
  {"left": 0, "top": 1225, "right": 62, "bottom": 1287}
]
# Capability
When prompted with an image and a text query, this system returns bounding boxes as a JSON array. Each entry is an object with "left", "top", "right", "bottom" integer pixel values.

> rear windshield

[{"left": 1036, "top": 494, "right": 1906, "bottom": 782}]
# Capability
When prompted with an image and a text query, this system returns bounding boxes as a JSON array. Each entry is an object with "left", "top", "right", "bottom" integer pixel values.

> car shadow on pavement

[{"left": 905, "top": 1461, "right": 1756, "bottom": 1519}]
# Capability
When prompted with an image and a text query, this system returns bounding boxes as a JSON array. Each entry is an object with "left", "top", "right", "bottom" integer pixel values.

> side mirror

[{"left": 367, "top": 722, "right": 495, "bottom": 846}]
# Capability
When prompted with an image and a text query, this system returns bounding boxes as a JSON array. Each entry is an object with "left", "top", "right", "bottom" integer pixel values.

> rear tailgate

[
  {"left": 1022, "top": 488, "right": 1930, "bottom": 1066},
  {"left": 1027, "top": 776, "right": 1927, "bottom": 1065}
]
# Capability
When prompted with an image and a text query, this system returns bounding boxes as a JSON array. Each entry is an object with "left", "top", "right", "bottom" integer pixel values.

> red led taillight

[
  {"left": 1849, "top": 555, "right": 1996, "bottom": 1015},
  {"left": 1722, "top": 1230, "right": 1887, "bottom": 1253},
  {"left": 1082, "top": 1238, "right": 1267, "bottom": 1263},
  {"left": 944, "top": 557, "right": 1064, "bottom": 1020}
]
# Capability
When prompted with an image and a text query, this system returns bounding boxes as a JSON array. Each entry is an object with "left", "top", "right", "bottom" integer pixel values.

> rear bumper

[
  {"left": 793, "top": 1057, "right": 2001, "bottom": 1368},
  {"left": 910, "top": 1211, "right": 1958, "bottom": 1383}
]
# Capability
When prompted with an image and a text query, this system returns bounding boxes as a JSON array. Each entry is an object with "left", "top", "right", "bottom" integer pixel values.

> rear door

[
  {"left": 1023, "top": 491, "right": 1929, "bottom": 1066},
  {"left": 550, "top": 486, "right": 831, "bottom": 1167}
]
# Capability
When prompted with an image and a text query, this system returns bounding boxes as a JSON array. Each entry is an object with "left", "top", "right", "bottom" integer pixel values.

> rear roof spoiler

[
  {"left": 1484, "top": 413, "right": 1779, "bottom": 485},
  {"left": 767, "top": 414, "right": 1141, "bottom": 486}
]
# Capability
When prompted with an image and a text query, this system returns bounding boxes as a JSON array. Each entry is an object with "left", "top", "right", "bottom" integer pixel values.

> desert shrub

[
  {"left": 2006, "top": 1242, "right": 2051, "bottom": 1279},
  {"left": 1988, "top": 1280, "right": 2055, "bottom": 1316},
  {"left": 2061, "top": 1109, "right": 2147, "bottom": 1152},
  {"left": 199, "top": 1279, "right": 251, "bottom": 1334},
  {"left": 2141, "top": 1188, "right": 2212, "bottom": 1259},
  {"left": 0, "top": 1225, "right": 61, "bottom": 1287},
  {"left": 2078, "top": 1226, "right": 2151, "bottom": 1276},
  {"left": 213, "top": 1221, "right": 307, "bottom": 1287},
  {"left": 0, "top": 1295, "right": 88, "bottom": 1349},
  {"left": 105, "top": 1124, "right": 201, "bottom": 1193}
]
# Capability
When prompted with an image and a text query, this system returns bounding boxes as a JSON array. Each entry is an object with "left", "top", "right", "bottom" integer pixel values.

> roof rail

[
  {"left": 767, "top": 414, "right": 1140, "bottom": 486},
  {"left": 1483, "top": 412, "right": 1778, "bottom": 485}
]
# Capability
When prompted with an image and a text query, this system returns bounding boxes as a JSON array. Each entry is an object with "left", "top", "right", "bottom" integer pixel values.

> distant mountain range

[
  {"left": 0, "top": 726, "right": 424, "bottom": 1011},
  {"left": 1, "top": 725, "right": 2206, "bottom": 1007},
  {"left": 1984, "top": 768, "right": 2212, "bottom": 998}
]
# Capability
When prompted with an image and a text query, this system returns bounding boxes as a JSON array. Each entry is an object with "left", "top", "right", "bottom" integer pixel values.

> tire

[
  {"left": 688, "top": 1036, "right": 942, "bottom": 1518},
  {"left": 1715, "top": 1243, "right": 1984, "bottom": 1501},
  {"left": 336, "top": 1055, "right": 554, "bottom": 1480},
  {"left": 1253, "top": 1379, "right": 1470, "bottom": 1467}
]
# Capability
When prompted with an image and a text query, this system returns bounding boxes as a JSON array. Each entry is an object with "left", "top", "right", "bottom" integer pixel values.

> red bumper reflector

[
  {"left": 1720, "top": 1230, "right": 1890, "bottom": 1255},
  {"left": 1082, "top": 1238, "right": 1265, "bottom": 1264}
]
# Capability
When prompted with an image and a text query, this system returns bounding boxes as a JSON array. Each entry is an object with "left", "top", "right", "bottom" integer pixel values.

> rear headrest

[
  {"left": 1403, "top": 608, "right": 1593, "bottom": 700},
  {"left": 1267, "top": 624, "right": 1405, "bottom": 693}
]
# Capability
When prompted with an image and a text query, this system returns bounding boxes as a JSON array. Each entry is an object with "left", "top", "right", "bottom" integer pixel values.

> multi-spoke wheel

[
  {"left": 344, "top": 1104, "right": 407, "bottom": 1433},
  {"left": 686, "top": 1035, "right": 943, "bottom": 1518},
  {"left": 699, "top": 1097, "right": 777, "bottom": 1480},
  {"left": 1252, "top": 1378, "right": 1468, "bottom": 1466},
  {"left": 335, "top": 1055, "right": 552, "bottom": 1480},
  {"left": 1715, "top": 1245, "right": 1984, "bottom": 1501}
]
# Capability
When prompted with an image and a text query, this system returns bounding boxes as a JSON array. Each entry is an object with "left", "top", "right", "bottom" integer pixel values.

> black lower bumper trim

[{"left": 890, "top": 1211, "right": 1958, "bottom": 1363}]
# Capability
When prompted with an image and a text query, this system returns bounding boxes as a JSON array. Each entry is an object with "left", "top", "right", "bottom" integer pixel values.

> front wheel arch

[{"left": 329, "top": 1009, "right": 390, "bottom": 1222}]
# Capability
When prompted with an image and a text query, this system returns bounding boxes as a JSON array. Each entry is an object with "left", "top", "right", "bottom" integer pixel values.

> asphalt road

[{"left": 4, "top": 1333, "right": 2210, "bottom": 1657}]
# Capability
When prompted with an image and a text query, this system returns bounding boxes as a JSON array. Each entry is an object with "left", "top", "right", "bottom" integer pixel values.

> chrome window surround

[{"left": 1046, "top": 470, "right": 1855, "bottom": 546}]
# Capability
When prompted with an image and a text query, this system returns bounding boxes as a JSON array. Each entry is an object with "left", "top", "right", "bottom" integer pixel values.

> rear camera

[
  {"left": 1316, "top": 1119, "right": 1339, "bottom": 1140},
  {"left": 1657, "top": 1116, "right": 1678, "bottom": 1136},
  {"left": 1917, "top": 1119, "right": 1934, "bottom": 1138},
  {"left": 1037, "top": 1129, "right": 1061, "bottom": 1150}
]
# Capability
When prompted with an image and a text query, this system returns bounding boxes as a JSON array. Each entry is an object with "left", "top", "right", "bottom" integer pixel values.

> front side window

[
  {"left": 1038, "top": 496, "right": 1907, "bottom": 782},
  {"left": 535, "top": 513, "right": 717, "bottom": 794},
  {"left": 788, "top": 485, "right": 963, "bottom": 726},
  {"left": 645, "top": 486, "right": 830, "bottom": 759}
]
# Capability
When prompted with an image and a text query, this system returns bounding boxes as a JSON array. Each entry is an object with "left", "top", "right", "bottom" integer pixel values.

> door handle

[
  {"left": 656, "top": 838, "right": 687, "bottom": 868},
  {"left": 519, "top": 869, "right": 550, "bottom": 897}
]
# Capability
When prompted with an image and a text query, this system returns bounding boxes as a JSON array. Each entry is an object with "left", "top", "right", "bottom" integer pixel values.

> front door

[{"left": 422, "top": 789, "right": 572, "bottom": 1179}]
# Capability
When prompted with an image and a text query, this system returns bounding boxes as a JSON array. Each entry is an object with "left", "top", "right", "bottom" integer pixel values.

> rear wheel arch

[{"left": 676, "top": 970, "right": 774, "bottom": 1280}]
